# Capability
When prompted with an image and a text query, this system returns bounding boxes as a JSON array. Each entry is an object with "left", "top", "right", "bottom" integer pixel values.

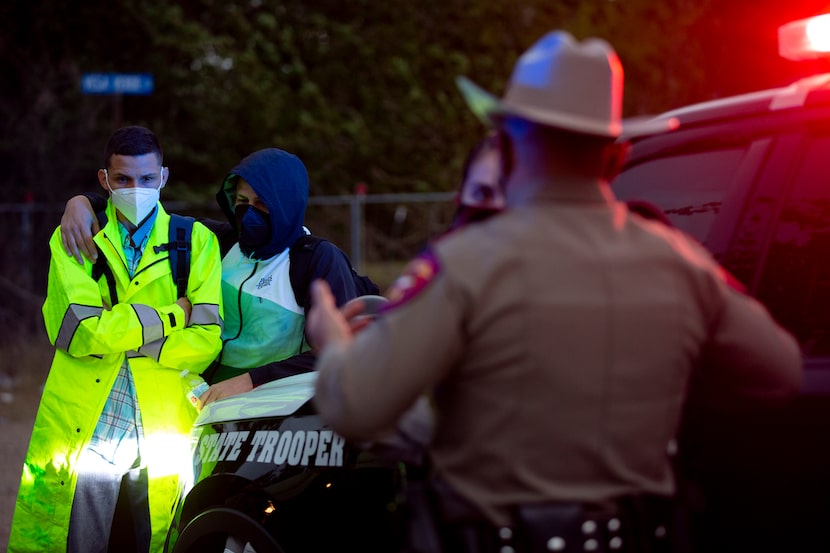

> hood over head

[{"left": 217, "top": 148, "right": 309, "bottom": 259}]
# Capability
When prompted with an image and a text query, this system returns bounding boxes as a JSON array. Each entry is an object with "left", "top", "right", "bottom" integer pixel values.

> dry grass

[{"left": 362, "top": 260, "right": 407, "bottom": 293}]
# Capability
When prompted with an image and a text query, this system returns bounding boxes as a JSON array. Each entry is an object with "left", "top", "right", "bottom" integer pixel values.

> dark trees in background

[
  {"left": 3, "top": 0, "right": 830, "bottom": 206},
  {"left": 2, "top": 0, "right": 830, "bottom": 347}
]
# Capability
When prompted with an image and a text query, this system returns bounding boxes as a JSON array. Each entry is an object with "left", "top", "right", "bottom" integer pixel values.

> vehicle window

[
  {"left": 613, "top": 148, "right": 746, "bottom": 243},
  {"left": 755, "top": 135, "right": 830, "bottom": 355}
]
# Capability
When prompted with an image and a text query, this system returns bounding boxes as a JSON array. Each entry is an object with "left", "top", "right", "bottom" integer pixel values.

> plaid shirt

[{"left": 88, "top": 209, "right": 157, "bottom": 464}]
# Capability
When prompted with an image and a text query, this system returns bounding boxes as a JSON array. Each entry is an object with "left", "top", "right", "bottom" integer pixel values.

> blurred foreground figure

[
  {"left": 447, "top": 131, "right": 505, "bottom": 231},
  {"left": 308, "top": 31, "right": 802, "bottom": 553}
]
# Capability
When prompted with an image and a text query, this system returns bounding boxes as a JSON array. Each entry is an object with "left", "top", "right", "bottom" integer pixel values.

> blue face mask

[{"left": 234, "top": 204, "right": 272, "bottom": 259}]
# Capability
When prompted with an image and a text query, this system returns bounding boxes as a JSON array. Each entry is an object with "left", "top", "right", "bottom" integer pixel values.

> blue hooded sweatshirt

[
  {"left": 217, "top": 148, "right": 309, "bottom": 259},
  {"left": 211, "top": 148, "right": 359, "bottom": 384}
]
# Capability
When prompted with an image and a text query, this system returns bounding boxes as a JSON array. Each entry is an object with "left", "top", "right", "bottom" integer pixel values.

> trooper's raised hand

[{"left": 307, "top": 279, "right": 359, "bottom": 350}]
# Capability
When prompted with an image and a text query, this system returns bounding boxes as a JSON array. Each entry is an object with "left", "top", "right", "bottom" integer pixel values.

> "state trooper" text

[{"left": 197, "top": 430, "right": 346, "bottom": 467}]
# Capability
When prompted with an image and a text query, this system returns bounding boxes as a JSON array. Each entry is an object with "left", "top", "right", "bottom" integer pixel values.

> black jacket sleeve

[
  {"left": 248, "top": 350, "right": 317, "bottom": 387},
  {"left": 84, "top": 192, "right": 108, "bottom": 213}
]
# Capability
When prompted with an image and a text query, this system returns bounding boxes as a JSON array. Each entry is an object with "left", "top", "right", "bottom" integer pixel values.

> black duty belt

[{"left": 410, "top": 478, "right": 677, "bottom": 553}]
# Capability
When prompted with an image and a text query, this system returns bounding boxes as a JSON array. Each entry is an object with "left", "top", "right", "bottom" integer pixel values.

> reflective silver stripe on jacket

[
  {"left": 129, "top": 304, "right": 221, "bottom": 362},
  {"left": 190, "top": 303, "right": 223, "bottom": 328},
  {"left": 137, "top": 338, "right": 164, "bottom": 361},
  {"left": 131, "top": 304, "right": 164, "bottom": 344},
  {"left": 56, "top": 305, "right": 104, "bottom": 350}
]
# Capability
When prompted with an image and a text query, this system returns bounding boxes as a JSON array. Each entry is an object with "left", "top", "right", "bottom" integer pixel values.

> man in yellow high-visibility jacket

[{"left": 9, "top": 126, "right": 224, "bottom": 553}]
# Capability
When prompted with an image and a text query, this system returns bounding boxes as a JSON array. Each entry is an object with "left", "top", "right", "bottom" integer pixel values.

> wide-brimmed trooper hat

[{"left": 457, "top": 30, "right": 677, "bottom": 138}]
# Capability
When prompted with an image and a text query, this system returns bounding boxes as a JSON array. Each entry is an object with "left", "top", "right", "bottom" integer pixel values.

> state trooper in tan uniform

[{"left": 307, "top": 30, "right": 803, "bottom": 553}]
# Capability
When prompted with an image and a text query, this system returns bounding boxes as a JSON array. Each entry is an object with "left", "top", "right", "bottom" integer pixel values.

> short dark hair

[{"left": 103, "top": 126, "right": 163, "bottom": 168}]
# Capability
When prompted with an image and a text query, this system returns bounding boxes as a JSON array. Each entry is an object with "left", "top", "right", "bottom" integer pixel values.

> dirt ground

[
  {"left": 0, "top": 333, "right": 51, "bottom": 550},
  {"left": 0, "top": 418, "right": 36, "bottom": 549}
]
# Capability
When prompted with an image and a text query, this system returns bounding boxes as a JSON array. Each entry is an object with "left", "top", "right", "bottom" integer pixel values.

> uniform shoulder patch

[{"left": 384, "top": 249, "right": 442, "bottom": 310}]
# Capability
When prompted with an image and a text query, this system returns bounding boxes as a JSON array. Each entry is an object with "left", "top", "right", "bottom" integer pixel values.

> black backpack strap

[
  {"left": 91, "top": 211, "right": 119, "bottom": 305},
  {"left": 153, "top": 214, "right": 194, "bottom": 298},
  {"left": 172, "top": 216, "right": 192, "bottom": 299},
  {"left": 288, "top": 234, "right": 322, "bottom": 308},
  {"left": 289, "top": 234, "right": 381, "bottom": 305}
]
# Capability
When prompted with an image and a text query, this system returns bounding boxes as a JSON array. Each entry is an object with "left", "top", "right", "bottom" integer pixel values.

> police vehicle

[
  {"left": 612, "top": 14, "right": 830, "bottom": 552},
  {"left": 165, "top": 296, "right": 408, "bottom": 553},
  {"left": 165, "top": 372, "right": 406, "bottom": 553}
]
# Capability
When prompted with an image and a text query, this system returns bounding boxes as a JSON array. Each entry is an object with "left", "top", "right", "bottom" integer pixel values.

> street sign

[{"left": 81, "top": 73, "right": 154, "bottom": 95}]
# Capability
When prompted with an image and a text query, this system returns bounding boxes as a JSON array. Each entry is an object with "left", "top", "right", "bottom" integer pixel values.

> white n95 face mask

[{"left": 105, "top": 169, "right": 162, "bottom": 225}]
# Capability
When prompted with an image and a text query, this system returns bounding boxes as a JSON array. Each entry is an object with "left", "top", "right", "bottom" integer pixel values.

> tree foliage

[{"left": 2, "top": 0, "right": 830, "bottom": 205}]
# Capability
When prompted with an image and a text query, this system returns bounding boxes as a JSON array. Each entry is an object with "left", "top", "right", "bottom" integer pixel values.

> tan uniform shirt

[{"left": 314, "top": 179, "right": 802, "bottom": 526}]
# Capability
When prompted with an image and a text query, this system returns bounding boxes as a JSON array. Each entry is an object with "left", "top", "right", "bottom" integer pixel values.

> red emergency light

[{"left": 779, "top": 14, "right": 830, "bottom": 60}]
